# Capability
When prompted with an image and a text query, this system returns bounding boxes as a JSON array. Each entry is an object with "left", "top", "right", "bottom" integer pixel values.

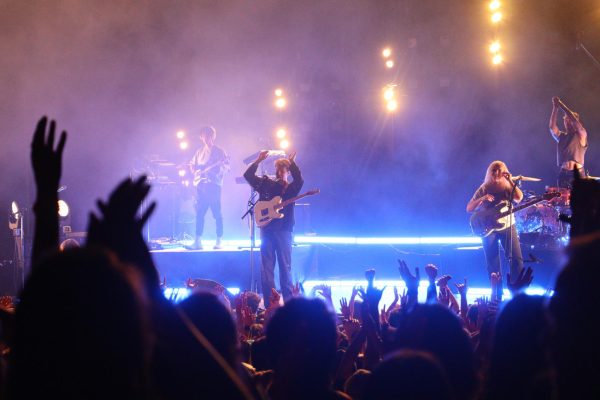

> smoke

[{"left": 0, "top": 0, "right": 599, "bottom": 240}]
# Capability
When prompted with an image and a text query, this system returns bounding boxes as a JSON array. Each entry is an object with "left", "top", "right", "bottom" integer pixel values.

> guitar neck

[
  {"left": 497, "top": 197, "right": 545, "bottom": 218},
  {"left": 278, "top": 192, "right": 312, "bottom": 208}
]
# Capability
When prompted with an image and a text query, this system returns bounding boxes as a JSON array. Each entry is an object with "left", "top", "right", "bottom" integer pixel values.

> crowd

[{"left": 0, "top": 116, "right": 599, "bottom": 399}]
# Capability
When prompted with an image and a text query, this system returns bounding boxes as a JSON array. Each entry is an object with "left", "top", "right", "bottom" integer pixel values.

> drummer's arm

[{"left": 549, "top": 98, "right": 561, "bottom": 142}]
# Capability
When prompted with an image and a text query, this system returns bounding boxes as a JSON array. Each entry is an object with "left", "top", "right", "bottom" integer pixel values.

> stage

[{"left": 151, "top": 236, "right": 567, "bottom": 293}]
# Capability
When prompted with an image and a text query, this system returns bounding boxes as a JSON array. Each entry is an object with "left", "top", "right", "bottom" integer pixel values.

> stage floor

[{"left": 150, "top": 239, "right": 567, "bottom": 292}]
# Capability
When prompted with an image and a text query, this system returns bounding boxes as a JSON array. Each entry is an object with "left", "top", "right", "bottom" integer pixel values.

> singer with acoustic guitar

[
  {"left": 467, "top": 160, "right": 524, "bottom": 294},
  {"left": 243, "top": 150, "right": 304, "bottom": 306}
]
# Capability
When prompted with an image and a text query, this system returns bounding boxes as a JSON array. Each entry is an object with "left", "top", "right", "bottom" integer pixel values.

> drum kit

[{"left": 515, "top": 174, "right": 600, "bottom": 248}]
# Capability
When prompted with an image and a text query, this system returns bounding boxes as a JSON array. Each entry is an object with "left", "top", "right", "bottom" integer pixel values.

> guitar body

[
  {"left": 470, "top": 201, "right": 513, "bottom": 237},
  {"left": 470, "top": 192, "right": 561, "bottom": 237},
  {"left": 255, "top": 197, "right": 284, "bottom": 227}
]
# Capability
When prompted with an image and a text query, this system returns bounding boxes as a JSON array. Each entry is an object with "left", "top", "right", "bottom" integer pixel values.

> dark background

[{"left": 1, "top": 0, "right": 599, "bottom": 255}]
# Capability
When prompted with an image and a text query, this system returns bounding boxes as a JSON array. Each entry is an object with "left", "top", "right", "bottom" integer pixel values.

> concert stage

[{"left": 151, "top": 237, "right": 567, "bottom": 292}]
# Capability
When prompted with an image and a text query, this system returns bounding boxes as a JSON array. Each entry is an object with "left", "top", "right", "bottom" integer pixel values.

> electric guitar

[
  {"left": 192, "top": 156, "right": 229, "bottom": 186},
  {"left": 470, "top": 192, "right": 561, "bottom": 237},
  {"left": 254, "top": 189, "right": 320, "bottom": 228}
]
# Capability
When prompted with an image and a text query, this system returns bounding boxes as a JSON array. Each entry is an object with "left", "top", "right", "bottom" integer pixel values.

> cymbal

[
  {"left": 513, "top": 175, "right": 541, "bottom": 182},
  {"left": 587, "top": 175, "right": 600, "bottom": 180}
]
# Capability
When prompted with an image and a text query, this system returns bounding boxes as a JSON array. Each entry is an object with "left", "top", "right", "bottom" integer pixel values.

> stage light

[
  {"left": 275, "top": 97, "right": 287, "bottom": 109},
  {"left": 183, "top": 180, "right": 190, "bottom": 187},
  {"left": 492, "top": 54, "right": 503, "bottom": 65},
  {"left": 58, "top": 200, "right": 69, "bottom": 218},
  {"left": 178, "top": 169, "right": 186, "bottom": 177},
  {"left": 382, "top": 48, "right": 392, "bottom": 58},
  {"left": 489, "top": 40, "right": 501, "bottom": 53},
  {"left": 385, "top": 60, "right": 395, "bottom": 69},
  {"left": 179, "top": 141, "right": 189, "bottom": 150},
  {"left": 489, "top": 0, "right": 500, "bottom": 11},
  {"left": 276, "top": 128, "right": 287, "bottom": 139},
  {"left": 176, "top": 130, "right": 185, "bottom": 139},
  {"left": 386, "top": 99, "right": 398, "bottom": 112},
  {"left": 383, "top": 87, "right": 395, "bottom": 101},
  {"left": 11, "top": 201, "right": 19, "bottom": 217},
  {"left": 279, "top": 139, "right": 290, "bottom": 149},
  {"left": 491, "top": 11, "right": 502, "bottom": 23},
  {"left": 274, "top": 88, "right": 283, "bottom": 97}
]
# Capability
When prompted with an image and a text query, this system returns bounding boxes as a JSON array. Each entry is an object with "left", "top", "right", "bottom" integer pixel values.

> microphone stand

[
  {"left": 506, "top": 176, "right": 521, "bottom": 290},
  {"left": 241, "top": 189, "right": 259, "bottom": 293}
]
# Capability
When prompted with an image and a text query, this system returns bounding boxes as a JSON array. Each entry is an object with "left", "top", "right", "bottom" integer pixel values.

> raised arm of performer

[
  {"left": 243, "top": 150, "right": 270, "bottom": 188},
  {"left": 551, "top": 96, "right": 588, "bottom": 146},
  {"left": 549, "top": 96, "right": 562, "bottom": 142},
  {"left": 284, "top": 151, "right": 304, "bottom": 197}
]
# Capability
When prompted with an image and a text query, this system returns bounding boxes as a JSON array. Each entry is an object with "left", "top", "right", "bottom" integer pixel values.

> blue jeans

[{"left": 260, "top": 230, "right": 293, "bottom": 306}]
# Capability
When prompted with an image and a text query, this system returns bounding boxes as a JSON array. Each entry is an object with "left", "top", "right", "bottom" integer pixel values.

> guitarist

[
  {"left": 550, "top": 96, "right": 588, "bottom": 187},
  {"left": 188, "top": 126, "right": 229, "bottom": 250},
  {"left": 467, "top": 161, "right": 524, "bottom": 294},
  {"left": 243, "top": 150, "right": 303, "bottom": 306}
]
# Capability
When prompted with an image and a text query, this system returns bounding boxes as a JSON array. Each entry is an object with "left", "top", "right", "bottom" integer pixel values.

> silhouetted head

[
  {"left": 486, "top": 294, "right": 556, "bottom": 399},
  {"left": 179, "top": 291, "right": 239, "bottom": 367},
  {"left": 11, "top": 246, "right": 151, "bottom": 399},
  {"left": 344, "top": 369, "right": 372, "bottom": 400},
  {"left": 365, "top": 350, "right": 453, "bottom": 400},
  {"left": 266, "top": 297, "right": 337, "bottom": 393},
  {"left": 394, "top": 304, "right": 477, "bottom": 400}
]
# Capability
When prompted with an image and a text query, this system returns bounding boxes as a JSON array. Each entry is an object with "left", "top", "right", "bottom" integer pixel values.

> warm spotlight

[
  {"left": 489, "top": 41, "right": 501, "bottom": 53},
  {"left": 176, "top": 130, "right": 186, "bottom": 139},
  {"left": 382, "top": 48, "right": 392, "bottom": 58},
  {"left": 385, "top": 60, "right": 395, "bottom": 69},
  {"left": 383, "top": 87, "right": 395, "bottom": 101},
  {"left": 11, "top": 201, "right": 19, "bottom": 216},
  {"left": 492, "top": 54, "right": 503, "bottom": 65},
  {"left": 180, "top": 141, "right": 189, "bottom": 150},
  {"left": 279, "top": 139, "right": 290, "bottom": 149},
  {"left": 178, "top": 169, "right": 186, "bottom": 177},
  {"left": 489, "top": 0, "right": 500, "bottom": 11},
  {"left": 274, "top": 88, "right": 283, "bottom": 97},
  {"left": 275, "top": 97, "right": 287, "bottom": 109},
  {"left": 276, "top": 128, "right": 287, "bottom": 139},
  {"left": 58, "top": 200, "right": 70, "bottom": 218},
  {"left": 386, "top": 99, "right": 398, "bottom": 112},
  {"left": 491, "top": 12, "right": 502, "bottom": 23}
]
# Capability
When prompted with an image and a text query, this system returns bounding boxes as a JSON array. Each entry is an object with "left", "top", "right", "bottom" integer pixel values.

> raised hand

[
  {"left": 87, "top": 176, "right": 158, "bottom": 291},
  {"left": 256, "top": 150, "right": 270, "bottom": 163},
  {"left": 31, "top": 116, "right": 67, "bottom": 194},
  {"left": 552, "top": 96, "right": 561, "bottom": 107},
  {"left": 436, "top": 274, "right": 452, "bottom": 287},
  {"left": 454, "top": 278, "right": 467, "bottom": 296},
  {"left": 287, "top": 150, "right": 297, "bottom": 163},
  {"left": 30, "top": 117, "right": 68, "bottom": 265},
  {"left": 507, "top": 267, "right": 534, "bottom": 294},
  {"left": 291, "top": 281, "right": 303, "bottom": 297},
  {"left": 365, "top": 269, "right": 376, "bottom": 286},
  {"left": 438, "top": 286, "right": 451, "bottom": 307},
  {"left": 425, "top": 264, "right": 438, "bottom": 281},
  {"left": 398, "top": 260, "right": 420, "bottom": 289},
  {"left": 340, "top": 297, "right": 351, "bottom": 320},
  {"left": 269, "top": 288, "right": 282, "bottom": 306}
]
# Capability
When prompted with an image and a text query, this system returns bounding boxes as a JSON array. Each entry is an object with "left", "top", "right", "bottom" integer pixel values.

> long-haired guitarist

[
  {"left": 188, "top": 126, "right": 229, "bottom": 250},
  {"left": 550, "top": 96, "right": 588, "bottom": 187},
  {"left": 243, "top": 150, "right": 303, "bottom": 306},
  {"left": 467, "top": 161, "right": 524, "bottom": 293}
]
